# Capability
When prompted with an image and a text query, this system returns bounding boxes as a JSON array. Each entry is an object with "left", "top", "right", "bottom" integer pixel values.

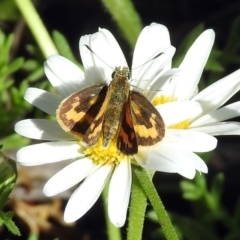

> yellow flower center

[
  {"left": 83, "top": 135, "right": 127, "bottom": 165},
  {"left": 152, "top": 95, "right": 177, "bottom": 105},
  {"left": 168, "top": 119, "right": 190, "bottom": 129},
  {"left": 152, "top": 95, "right": 190, "bottom": 129}
]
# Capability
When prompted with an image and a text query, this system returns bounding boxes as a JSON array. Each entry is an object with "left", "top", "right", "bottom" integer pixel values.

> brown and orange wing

[
  {"left": 57, "top": 84, "right": 107, "bottom": 141},
  {"left": 82, "top": 89, "right": 110, "bottom": 147},
  {"left": 129, "top": 91, "right": 165, "bottom": 147},
  {"left": 117, "top": 98, "right": 138, "bottom": 155}
]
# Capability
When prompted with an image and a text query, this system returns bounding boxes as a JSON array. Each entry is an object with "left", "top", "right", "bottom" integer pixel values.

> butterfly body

[
  {"left": 102, "top": 67, "right": 130, "bottom": 149},
  {"left": 57, "top": 67, "right": 165, "bottom": 155}
]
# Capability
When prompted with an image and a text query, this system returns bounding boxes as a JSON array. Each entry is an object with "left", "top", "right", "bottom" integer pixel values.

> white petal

[
  {"left": 43, "top": 158, "right": 97, "bottom": 196},
  {"left": 44, "top": 55, "right": 85, "bottom": 97},
  {"left": 132, "top": 23, "right": 171, "bottom": 74},
  {"left": 190, "top": 101, "right": 240, "bottom": 127},
  {"left": 191, "top": 122, "right": 240, "bottom": 135},
  {"left": 136, "top": 146, "right": 207, "bottom": 179},
  {"left": 64, "top": 165, "right": 113, "bottom": 223},
  {"left": 131, "top": 46, "right": 175, "bottom": 90},
  {"left": 24, "top": 87, "right": 61, "bottom": 115},
  {"left": 184, "top": 152, "right": 208, "bottom": 174},
  {"left": 163, "top": 129, "right": 217, "bottom": 152},
  {"left": 171, "top": 29, "right": 215, "bottom": 100},
  {"left": 15, "top": 119, "right": 73, "bottom": 141},
  {"left": 157, "top": 101, "right": 203, "bottom": 126},
  {"left": 108, "top": 160, "right": 132, "bottom": 227},
  {"left": 147, "top": 68, "right": 181, "bottom": 101},
  {"left": 17, "top": 141, "right": 83, "bottom": 166},
  {"left": 192, "top": 69, "right": 240, "bottom": 115},
  {"left": 80, "top": 28, "right": 127, "bottom": 85}
]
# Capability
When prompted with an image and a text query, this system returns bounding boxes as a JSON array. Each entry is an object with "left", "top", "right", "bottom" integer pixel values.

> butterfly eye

[{"left": 111, "top": 71, "right": 116, "bottom": 78}]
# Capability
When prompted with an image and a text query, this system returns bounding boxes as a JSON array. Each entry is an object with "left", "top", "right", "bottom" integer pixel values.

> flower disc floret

[{"left": 84, "top": 136, "right": 127, "bottom": 165}]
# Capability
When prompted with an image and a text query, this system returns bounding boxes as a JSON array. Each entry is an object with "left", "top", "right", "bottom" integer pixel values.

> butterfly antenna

[
  {"left": 84, "top": 45, "right": 114, "bottom": 70},
  {"left": 132, "top": 52, "right": 165, "bottom": 70}
]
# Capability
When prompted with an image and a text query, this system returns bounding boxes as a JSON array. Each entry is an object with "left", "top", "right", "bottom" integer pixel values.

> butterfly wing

[
  {"left": 117, "top": 99, "right": 138, "bottom": 155},
  {"left": 57, "top": 84, "right": 107, "bottom": 140},
  {"left": 130, "top": 91, "right": 165, "bottom": 147},
  {"left": 82, "top": 88, "right": 110, "bottom": 147}
]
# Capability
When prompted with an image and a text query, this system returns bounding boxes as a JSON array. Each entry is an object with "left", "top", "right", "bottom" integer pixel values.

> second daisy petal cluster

[{"left": 15, "top": 23, "right": 236, "bottom": 227}]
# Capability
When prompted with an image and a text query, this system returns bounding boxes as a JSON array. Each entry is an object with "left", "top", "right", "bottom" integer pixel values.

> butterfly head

[{"left": 111, "top": 67, "right": 130, "bottom": 81}]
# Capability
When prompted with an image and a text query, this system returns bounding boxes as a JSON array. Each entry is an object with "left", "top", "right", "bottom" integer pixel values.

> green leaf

[
  {"left": 0, "top": 184, "right": 14, "bottom": 209},
  {"left": 205, "top": 59, "right": 224, "bottom": 72},
  {"left": 205, "top": 49, "right": 224, "bottom": 72},
  {"left": 52, "top": 30, "right": 82, "bottom": 68},
  {"left": 180, "top": 181, "right": 203, "bottom": 200},
  {"left": 204, "top": 173, "right": 224, "bottom": 213},
  {"left": 0, "top": 153, "right": 17, "bottom": 187},
  {"left": 1, "top": 35, "right": 14, "bottom": 66},
  {"left": 211, "top": 173, "right": 224, "bottom": 199},
  {"left": 28, "top": 234, "right": 39, "bottom": 240},
  {"left": 25, "top": 66, "right": 44, "bottom": 82},
  {"left": 0, "top": 78, "right": 13, "bottom": 92},
  {"left": 180, "top": 173, "right": 208, "bottom": 201},
  {"left": 22, "top": 59, "right": 39, "bottom": 71},
  {"left": 0, "top": 0, "right": 19, "bottom": 21},
  {"left": 0, "top": 31, "right": 14, "bottom": 67},
  {"left": 0, "top": 57, "right": 24, "bottom": 77},
  {"left": 0, "top": 133, "right": 30, "bottom": 150},
  {"left": 101, "top": 0, "right": 142, "bottom": 49},
  {"left": 0, "top": 211, "right": 21, "bottom": 236}
]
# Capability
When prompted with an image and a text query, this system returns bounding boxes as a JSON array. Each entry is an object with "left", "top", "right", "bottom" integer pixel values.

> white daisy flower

[
  {"left": 15, "top": 23, "right": 217, "bottom": 227},
  {"left": 154, "top": 28, "right": 240, "bottom": 136}
]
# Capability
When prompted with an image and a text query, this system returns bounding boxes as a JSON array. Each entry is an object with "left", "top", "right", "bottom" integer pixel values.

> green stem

[
  {"left": 14, "top": 0, "right": 58, "bottom": 58},
  {"left": 101, "top": 0, "right": 142, "bottom": 48},
  {"left": 102, "top": 184, "right": 122, "bottom": 240},
  {"left": 133, "top": 165, "right": 179, "bottom": 240},
  {"left": 127, "top": 172, "right": 148, "bottom": 240}
]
